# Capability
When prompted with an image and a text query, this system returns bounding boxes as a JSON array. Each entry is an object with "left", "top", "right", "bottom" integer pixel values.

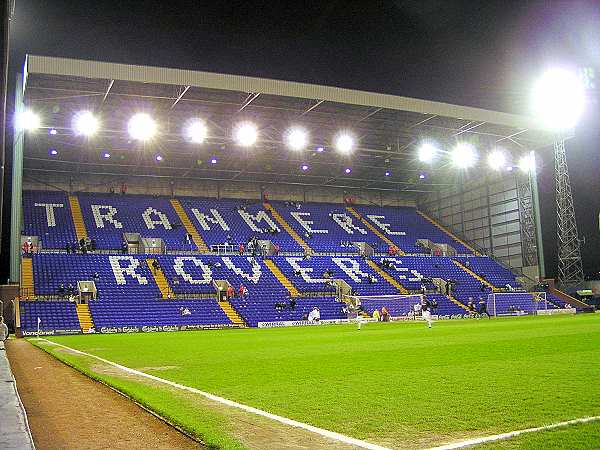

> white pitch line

[
  {"left": 429, "top": 415, "right": 600, "bottom": 450},
  {"left": 38, "top": 339, "right": 389, "bottom": 450}
]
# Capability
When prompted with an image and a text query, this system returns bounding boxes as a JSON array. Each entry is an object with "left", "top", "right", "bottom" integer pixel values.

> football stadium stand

[{"left": 16, "top": 190, "right": 578, "bottom": 334}]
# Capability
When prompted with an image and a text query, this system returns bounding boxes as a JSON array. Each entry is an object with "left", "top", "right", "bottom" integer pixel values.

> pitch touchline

[
  {"left": 39, "top": 339, "right": 389, "bottom": 450},
  {"left": 428, "top": 415, "right": 600, "bottom": 450}
]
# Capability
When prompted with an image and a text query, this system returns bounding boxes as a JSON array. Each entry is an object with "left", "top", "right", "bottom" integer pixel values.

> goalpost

[
  {"left": 341, "top": 294, "right": 424, "bottom": 320},
  {"left": 487, "top": 292, "right": 548, "bottom": 317}
]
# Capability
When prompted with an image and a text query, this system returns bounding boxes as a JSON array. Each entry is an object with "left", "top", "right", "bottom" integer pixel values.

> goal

[
  {"left": 487, "top": 292, "right": 549, "bottom": 317},
  {"left": 341, "top": 294, "right": 424, "bottom": 319}
]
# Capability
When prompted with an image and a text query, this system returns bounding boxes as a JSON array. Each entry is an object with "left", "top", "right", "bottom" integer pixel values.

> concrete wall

[
  {"left": 23, "top": 172, "right": 416, "bottom": 207},
  {"left": 418, "top": 173, "right": 527, "bottom": 270}
]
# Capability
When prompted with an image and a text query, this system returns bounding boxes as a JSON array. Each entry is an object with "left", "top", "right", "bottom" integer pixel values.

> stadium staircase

[
  {"left": 447, "top": 293, "right": 470, "bottom": 311},
  {"left": 146, "top": 258, "right": 172, "bottom": 299},
  {"left": 218, "top": 300, "right": 246, "bottom": 327},
  {"left": 20, "top": 257, "right": 35, "bottom": 298},
  {"left": 548, "top": 286, "right": 593, "bottom": 311},
  {"left": 345, "top": 207, "right": 404, "bottom": 255},
  {"left": 452, "top": 260, "right": 497, "bottom": 291},
  {"left": 417, "top": 211, "right": 479, "bottom": 255},
  {"left": 170, "top": 199, "right": 209, "bottom": 252},
  {"left": 366, "top": 259, "right": 409, "bottom": 294},
  {"left": 263, "top": 203, "right": 311, "bottom": 252},
  {"left": 264, "top": 259, "right": 300, "bottom": 296},
  {"left": 68, "top": 195, "right": 88, "bottom": 240},
  {"left": 76, "top": 304, "right": 95, "bottom": 332}
]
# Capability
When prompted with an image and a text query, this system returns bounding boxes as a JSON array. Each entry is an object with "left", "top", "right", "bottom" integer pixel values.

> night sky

[{"left": 5, "top": 0, "right": 600, "bottom": 278}]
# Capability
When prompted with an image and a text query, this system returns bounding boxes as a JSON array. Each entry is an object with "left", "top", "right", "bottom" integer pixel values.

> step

[
  {"left": 346, "top": 207, "right": 403, "bottom": 254},
  {"left": 263, "top": 203, "right": 311, "bottom": 252},
  {"left": 68, "top": 195, "right": 88, "bottom": 241},
  {"left": 170, "top": 199, "right": 209, "bottom": 252}
]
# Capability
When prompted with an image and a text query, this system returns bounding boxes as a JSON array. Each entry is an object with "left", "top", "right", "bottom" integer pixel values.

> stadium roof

[{"left": 21, "top": 55, "right": 555, "bottom": 193}]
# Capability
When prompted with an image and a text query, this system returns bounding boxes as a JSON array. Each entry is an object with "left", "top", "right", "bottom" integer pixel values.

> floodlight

[
  {"left": 128, "top": 113, "right": 157, "bottom": 141},
  {"left": 49, "top": 148, "right": 58, "bottom": 156},
  {"left": 344, "top": 167, "right": 352, "bottom": 174},
  {"left": 155, "top": 154, "right": 163, "bottom": 161},
  {"left": 73, "top": 111, "right": 99, "bottom": 136},
  {"left": 234, "top": 122, "right": 258, "bottom": 146},
  {"left": 532, "top": 68, "right": 585, "bottom": 131},
  {"left": 419, "top": 172, "right": 427, "bottom": 179},
  {"left": 210, "top": 157, "right": 217, "bottom": 164},
  {"left": 316, "top": 146, "right": 325, "bottom": 153},
  {"left": 49, "top": 129, "right": 57, "bottom": 135},
  {"left": 334, "top": 133, "right": 355, "bottom": 154},
  {"left": 102, "top": 152, "right": 111, "bottom": 159},
  {"left": 16, "top": 110, "right": 40, "bottom": 131},
  {"left": 385, "top": 171, "right": 391, "bottom": 177},
  {"left": 487, "top": 149, "right": 507, "bottom": 170},
  {"left": 285, "top": 127, "right": 309, "bottom": 150},
  {"left": 301, "top": 164, "right": 309, "bottom": 171},
  {"left": 186, "top": 119, "right": 208, "bottom": 144},
  {"left": 418, "top": 142, "right": 438, "bottom": 163},
  {"left": 451, "top": 143, "right": 478, "bottom": 168},
  {"left": 518, "top": 153, "right": 535, "bottom": 173}
]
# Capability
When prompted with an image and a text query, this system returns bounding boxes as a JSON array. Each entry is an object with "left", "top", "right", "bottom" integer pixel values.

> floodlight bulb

[
  {"left": 16, "top": 110, "right": 40, "bottom": 131},
  {"left": 418, "top": 142, "right": 438, "bottom": 163},
  {"left": 186, "top": 119, "right": 207, "bottom": 143},
  {"left": 344, "top": 167, "right": 352, "bottom": 174},
  {"left": 155, "top": 154, "right": 163, "bottom": 161},
  {"left": 235, "top": 122, "right": 258, "bottom": 146},
  {"left": 301, "top": 164, "right": 309, "bottom": 171},
  {"left": 128, "top": 113, "right": 157, "bottom": 141},
  {"left": 451, "top": 143, "right": 478, "bottom": 168},
  {"left": 73, "top": 111, "right": 99, "bottom": 136},
  {"left": 286, "top": 127, "right": 308, "bottom": 150},
  {"left": 487, "top": 150, "right": 507, "bottom": 170},
  {"left": 532, "top": 68, "right": 585, "bottom": 131},
  {"left": 518, "top": 153, "right": 535, "bottom": 173},
  {"left": 335, "top": 133, "right": 355, "bottom": 153}
]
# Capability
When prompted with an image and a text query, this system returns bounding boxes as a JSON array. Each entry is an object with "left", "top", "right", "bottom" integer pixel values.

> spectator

[
  {"left": 92, "top": 272, "right": 100, "bottom": 281},
  {"left": 67, "top": 283, "right": 75, "bottom": 295},
  {"left": 289, "top": 298, "right": 296, "bottom": 310},
  {"left": 239, "top": 243, "right": 245, "bottom": 255},
  {"left": 226, "top": 285, "right": 234, "bottom": 299},
  {"left": 21, "top": 240, "right": 30, "bottom": 254},
  {"left": 121, "top": 240, "right": 128, "bottom": 254},
  {"left": 120, "top": 182, "right": 127, "bottom": 195},
  {"left": 239, "top": 284, "right": 248, "bottom": 298},
  {"left": 273, "top": 243, "right": 280, "bottom": 255},
  {"left": 66, "top": 243, "right": 71, "bottom": 254},
  {"left": 0, "top": 317, "right": 8, "bottom": 342},
  {"left": 431, "top": 298, "right": 438, "bottom": 314},
  {"left": 381, "top": 306, "right": 390, "bottom": 322},
  {"left": 307, "top": 307, "right": 320, "bottom": 322},
  {"left": 90, "top": 238, "right": 97, "bottom": 252},
  {"left": 172, "top": 276, "right": 179, "bottom": 285},
  {"left": 57, "top": 284, "right": 65, "bottom": 297},
  {"left": 478, "top": 297, "right": 491, "bottom": 318},
  {"left": 373, "top": 309, "right": 381, "bottom": 321},
  {"left": 179, "top": 306, "right": 191, "bottom": 316}
]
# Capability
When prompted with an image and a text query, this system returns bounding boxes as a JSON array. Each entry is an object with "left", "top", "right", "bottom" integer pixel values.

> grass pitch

[{"left": 33, "top": 314, "right": 600, "bottom": 449}]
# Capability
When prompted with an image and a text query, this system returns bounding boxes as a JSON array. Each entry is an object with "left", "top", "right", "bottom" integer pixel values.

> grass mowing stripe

[
  {"left": 428, "top": 415, "right": 600, "bottom": 449},
  {"left": 39, "top": 338, "right": 391, "bottom": 450}
]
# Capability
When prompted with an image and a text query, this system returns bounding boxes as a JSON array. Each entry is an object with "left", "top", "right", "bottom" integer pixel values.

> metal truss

[{"left": 554, "top": 139, "right": 585, "bottom": 287}]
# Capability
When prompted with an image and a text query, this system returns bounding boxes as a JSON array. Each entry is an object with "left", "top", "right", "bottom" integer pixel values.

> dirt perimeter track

[{"left": 6, "top": 339, "right": 201, "bottom": 450}]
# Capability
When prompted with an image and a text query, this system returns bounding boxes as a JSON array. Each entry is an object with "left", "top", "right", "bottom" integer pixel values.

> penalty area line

[
  {"left": 38, "top": 338, "right": 390, "bottom": 450},
  {"left": 429, "top": 415, "right": 600, "bottom": 450}
]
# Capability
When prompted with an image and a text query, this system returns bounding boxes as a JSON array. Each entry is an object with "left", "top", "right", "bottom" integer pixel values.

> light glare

[
  {"left": 532, "top": 68, "right": 585, "bottom": 131},
  {"left": 235, "top": 122, "right": 258, "bottom": 146},
  {"left": 286, "top": 127, "right": 309, "bottom": 150},
  {"left": 186, "top": 119, "right": 208, "bottom": 143},
  {"left": 335, "top": 133, "right": 355, "bottom": 153},
  {"left": 518, "top": 153, "right": 535, "bottom": 173},
  {"left": 16, "top": 110, "right": 40, "bottom": 131},
  {"left": 128, "top": 113, "right": 157, "bottom": 141},
  {"left": 418, "top": 142, "right": 438, "bottom": 163},
  {"left": 452, "top": 143, "right": 478, "bottom": 168},
  {"left": 487, "top": 150, "right": 507, "bottom": 170},
  {"left": 73, "top": 111, "right": 99, "bottom": 136}
]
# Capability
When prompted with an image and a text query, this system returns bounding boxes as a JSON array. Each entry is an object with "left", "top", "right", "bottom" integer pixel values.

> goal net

[
  {"left": 341, "top": 294, "right": 424, "bottom": 319},
  {"left": 487, "top": 292, "right": 548, "bottom": 317}
]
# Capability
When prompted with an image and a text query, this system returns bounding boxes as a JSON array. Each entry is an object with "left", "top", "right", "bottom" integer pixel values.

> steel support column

[{"left": 10, "top": 73, "right": 24, "bottom": 282}]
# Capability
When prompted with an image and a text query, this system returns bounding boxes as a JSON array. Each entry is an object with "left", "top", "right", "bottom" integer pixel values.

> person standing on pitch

[
  {"left": 421, "top": 297, "right": 433, "bottom": 328},
  {"left": 478, "top": 297, "right": 491, "bottom": 318}
]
